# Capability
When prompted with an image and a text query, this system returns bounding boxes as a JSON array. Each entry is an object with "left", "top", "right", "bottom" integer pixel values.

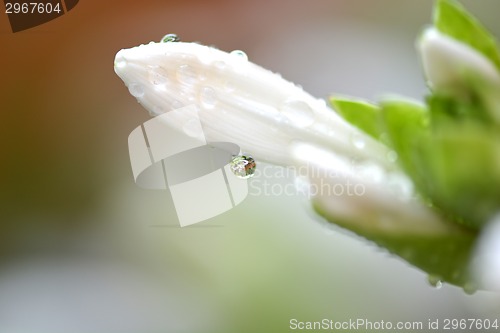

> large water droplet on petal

[
  {"left": 199, "top": 86, "right": 217, "bottom": 109},
  {"left": 176, "top": 64, "right": 197, "bottom": 85},
  {"left": 230, "top": 155, "right": 256, "bottom": 179},
  {"left": 230, "top": 50, "right": 248, "bottom": 61},
  {"left": 280, "top": 99, "right": 315, "bottom": 127},
  {"left": 128, "top": 83, "right": 144, "bottom": 98}
]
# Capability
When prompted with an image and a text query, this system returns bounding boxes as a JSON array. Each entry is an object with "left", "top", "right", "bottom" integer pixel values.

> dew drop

[
  {"left": 171, "top": 100, "right": 184, "bottom": 110},
  {"left": 160, "top": 33, "right": 180, "bottom": 43},
  {"left": 463, "top": 283, "right": 477, "bottom": 295},
  {"left": 230, "top": 50, "right": 248, "bottom": 61},
  {"left": 150, "top": 105, "right": 165, "bottom": 116},
  {"left": 183, "top": 118, "right": 203, "bottom": 138},
  {"left": 379, "top": 132, "right": 391, "bottom": 145},
  {"left": 148, "top": 67, "right": 168, "bottom": 86},
  {"left": 115, "top": 59, "right": 127, "bottom": 69},
  {"left": 199, "top": 86, "right": 217, "bottom": 109},
  {"left": 128, "top": 83, "right": 144, "bottom": 98},
  {"left": 224, "top": 81, "right": 236, "bottom": 93},
  {"left": 387, "top": 150, "right": 398, "bottom": 163},
  {"left": 400, "top": 247, "right": 415, "bottom": 260},
  {"left": 176, "top": 64, "right": 197, "bottom": 85},
  {"left": 351, "top": 134, "right": 366, "bottom": 149},
  {"left": 213, "top": 61, "right": 227, "bottom": 70},
  {"left": 428, "top": 275, "right": 443, "bottom": 289},
  {"left": 280, "top": 99, "right": 315, "bottom": 127},
  {"left": 230, "top": 155, "right": 256, "bottom": 179}
]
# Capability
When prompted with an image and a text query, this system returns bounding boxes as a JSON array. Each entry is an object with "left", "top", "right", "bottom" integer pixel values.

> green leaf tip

[
  {"left": 434, "top": 0, "right": 500, "bottom": 70},
  {"left": 329, "top": 96, "right": 382, "bottom": 140}
]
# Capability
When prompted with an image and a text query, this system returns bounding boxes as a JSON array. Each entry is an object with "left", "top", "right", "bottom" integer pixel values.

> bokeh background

[{"left": 1, "top": 1, "right": 500, "bottom": 332}]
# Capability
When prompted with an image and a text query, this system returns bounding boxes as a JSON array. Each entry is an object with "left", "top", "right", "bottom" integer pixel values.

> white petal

[
  {"left": 114, "top": 42, "right": 391, "bottom": 168},
  {"left": 291, "top": 141, "right": 461, "bottom": 236},
  {"left": 418, "top": 28, "right": 500, "bottom": 93},
  {"left": 473, "top": 214, "right": 500, "bottom": 291}
]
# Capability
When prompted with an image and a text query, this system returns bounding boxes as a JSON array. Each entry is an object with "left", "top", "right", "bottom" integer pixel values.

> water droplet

[
  {"left": 115, "top": 58, "right": 127, "bottom": 68},
  {"left": 150, "top": 105, "right": 165, "bottom": 116},
  {"left": 176, "top": 64, "right": 197, "bottom": 85},
  {"left": 379, "top": 132, "right": 391, "bottom": 145},
  {"left": 401, "top": 247, "right": 415, "bottom": 259},
  {"left": 128, "top": 83, "right": 144, "bottom": 98},
  {"left": 171, "top": 100, "right": 183, "bottom": 110},
  {"left": 230, "top": 50, "right": 248, "bottom": 61},
  {"left": 387, "top": 150, "right": 398, "bottom": 163},
  {"left": 161, "top": 33, "right": 180, "bottom": 43},
  {"left": 280, "top": 99, "right": 315, "bottom": 127},
  {"left": 198, "top": 86, "right": 217, "bottom": 109},
  {"left": 428, "top": 275, "right": 443, "bottom": 289},
  {"left": 351, "top": 134, "right": 366, "bottom": 149},
  {"left": 463, "top": 282, "right": 477, "bottom": 295},
  {"left": 148, "top": 67, "right": 168, "bottom": 86},
  {"left": 183, "top": 119, "right": 202, "bottom": 138},
  {"left": 224, "top": 80, "right": 236, "bottom": 93},
  {"left": 213, "top": 61, "right": 227, "bottom": 70},
  {"left": 387, "top": 173, "right": 413, "bottom": 200},
  {"left": 230, "top": 155, "right": 256, "bottom": 179}
]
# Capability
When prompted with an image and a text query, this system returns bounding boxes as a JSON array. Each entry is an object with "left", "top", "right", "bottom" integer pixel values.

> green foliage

[
  {"left": 324, "top": 0, "right": 500, "bottom": 289},
  {"left": 434, "top": 0, "right": 500, "bottom": 70},
  {"left": 330, "top": 97, "right": 382, "bottom": 139}
]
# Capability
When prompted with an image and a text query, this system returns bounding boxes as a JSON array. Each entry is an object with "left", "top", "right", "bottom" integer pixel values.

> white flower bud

[
  {"left": 418, "top": 28, "right": 500, "bottom": 94},
  {"left": 114, "top": 41, "right": 390, "bottom": 168}
]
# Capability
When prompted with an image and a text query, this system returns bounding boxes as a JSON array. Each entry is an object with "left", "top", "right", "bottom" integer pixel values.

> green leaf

[
  {"left": 434, "top": 0, "right": 500, "bottom": 70},
  {"left": 330, "top": 97, "right": 382, "bottom": 140},
  {"left": 313, "top": 201, "right": 478, "bottom": 290},
  {"left": 423, "top": 124, "right": 500, "bottom": 229},
  {"left": 426, "top": 92, "right": 490, "bottom": 125},
  {"left": 379, "top": 99, "right": 432, "bottom": 195}
]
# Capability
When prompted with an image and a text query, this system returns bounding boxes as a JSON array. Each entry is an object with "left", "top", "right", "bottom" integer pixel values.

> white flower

[
  {"left": 114, "top": 40, "right": 456, "bottom": 236},
  {"left": 114, "top": 41, "right": 390, "bottom": 168},
  {"left": 418, "top": 28, "right": 500, "bottom": 91},
  {"left": 418, "top": 28, "right": 500, "bottom": 121}
]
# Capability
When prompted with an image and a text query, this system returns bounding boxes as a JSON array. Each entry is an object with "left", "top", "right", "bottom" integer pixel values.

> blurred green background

[{"left": 1, "top": 1, "right": 500, "bottom": 332}]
